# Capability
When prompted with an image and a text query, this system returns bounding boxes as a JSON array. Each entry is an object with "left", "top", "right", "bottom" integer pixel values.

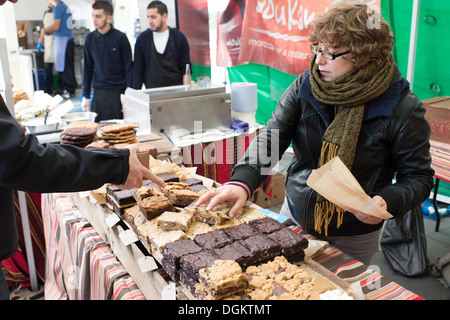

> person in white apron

[
  {"left": 132, "top": 1, "right": 191, "bottom": 89},
  {"left": 42, "top": 0, "right": 76, "bottom": 98},
  {"left": 37, "top": 1, "right": 62, "bottom": 95}
]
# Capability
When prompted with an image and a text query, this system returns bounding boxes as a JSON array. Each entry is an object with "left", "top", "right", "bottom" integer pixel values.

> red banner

[
  {"left": 178, "top": 0, "right": 211, "bottom": 66},
  {"left": 217, "top": 0, "right": 246, "bottom": 67},
  {"left": 218, "top": 0, "right": 380, "bottom": 75}
]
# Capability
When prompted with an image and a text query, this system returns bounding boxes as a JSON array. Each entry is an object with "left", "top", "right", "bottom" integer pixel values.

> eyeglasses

[{"left": 310, "top": 43, "right": 350, "bottom": 60}]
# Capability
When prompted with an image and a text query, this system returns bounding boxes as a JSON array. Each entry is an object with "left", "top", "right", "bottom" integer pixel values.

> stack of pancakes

[
  {"left": 60, "top": 127, "right": 98, "bottom": 148},
  {"left": 100, "top": 124, "right": 138, "bottom": 145}
]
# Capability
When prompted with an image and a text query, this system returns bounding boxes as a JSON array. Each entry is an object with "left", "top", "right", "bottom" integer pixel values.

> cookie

[
  {"left": 101, "top": 124, "right": 138, "bottom": 134},
  {"left": 65, "top": 121, "right": 99, "bottom": 130},
  {"left": 62, "top": 127, "right": 97, "bottom": 137},
  {"left": 101, "top": 129, "right": 136, "bottom": 138}
]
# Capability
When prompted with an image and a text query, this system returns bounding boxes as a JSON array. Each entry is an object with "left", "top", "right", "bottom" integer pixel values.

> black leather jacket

[
  {"left": 0, "top": 96, "right": 129, "bottom": 261},
  {"left": 231, "top": 69, "right": 434, "bottom": 237}
]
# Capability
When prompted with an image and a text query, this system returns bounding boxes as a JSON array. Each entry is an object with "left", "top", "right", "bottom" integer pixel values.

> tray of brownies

[{"left": 81, "top": 156, "right": 361, "bottom": 300}]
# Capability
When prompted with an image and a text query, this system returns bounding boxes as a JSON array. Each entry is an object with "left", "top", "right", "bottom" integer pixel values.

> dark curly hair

[{"left": 308, "top": 2, "right": 393, "bottom": 67}]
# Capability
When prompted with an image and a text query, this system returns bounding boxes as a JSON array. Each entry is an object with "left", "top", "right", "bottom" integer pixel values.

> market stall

[
  {"left": 2, "top": 0, "right": 449, "bottom": 302},
  {"left": 42, "top": 191, "right": 423, "bottom": 300}
]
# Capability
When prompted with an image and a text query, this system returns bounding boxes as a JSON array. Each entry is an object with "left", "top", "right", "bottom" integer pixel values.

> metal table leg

[{"left": 432, "top": 178, "right": 441, "bottom": 232}]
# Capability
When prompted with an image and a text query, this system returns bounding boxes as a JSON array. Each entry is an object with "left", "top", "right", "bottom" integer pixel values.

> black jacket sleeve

[
  {"left": 0, "top": 96, "right": 129, "bottom": 193},
  {"left": 377, "top": 91, "right": 435, "bottom": 216}
]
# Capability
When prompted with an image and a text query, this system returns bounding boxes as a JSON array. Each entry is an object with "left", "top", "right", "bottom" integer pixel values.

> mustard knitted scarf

[{"left": 309, "top": 55, "right": 394, "bottom": 235}]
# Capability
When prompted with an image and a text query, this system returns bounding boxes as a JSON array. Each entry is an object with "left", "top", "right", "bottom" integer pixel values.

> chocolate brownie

[
  {"left": 143, "top": 180, "right": 162, "bottom": 189},
  {"left": 193, "top": 229, "right": 233, "bottom": 250},
  {"left": 249, "top": 217, "right": 285, "bottom": 234},
  {"left": 180, "top": 178, "right": 203, "bottom": 186},
  {"left": 163, "top": 239, "right": 203, "bottom": 264},
  {"left": 285, "top": 250, "right": 306, "bottom": 263},
  {"left": 161, "top": 238, "right": 202, "bottom": 281},
  {"left": 105, "top": 187, "right": 136, "bottom": 216},
  {"left": 190, "top": 184, "right": 208, "bottom": 193},
  {"left": 213, "top": 241, "right": 253, "bottom": 268},
  {"left": 179, "top": 268, "right": 198, "bottom": 296},
  {"left": 267, "top": 227, "right": 308, "bottom": 258},
  {"left": 157, "top": 173, "right": 180, "bottom": 183},
  {"left": 105, "top": 198, "right": 128, "bottom": 216},
  {"left": 108, "top": 188, "right": 135, "bottom": 207},
  {"left": 161, "top": 258, "right": 179, "bottom": 282},
  {"left": 223, "top": 222, "right": 259, "bottom": 241},
  {"left": 179, "top": 250, "right": 218, "bottom": 280},
  {"left": 240, "top": 234, "right": 282, "bottom": 265}
]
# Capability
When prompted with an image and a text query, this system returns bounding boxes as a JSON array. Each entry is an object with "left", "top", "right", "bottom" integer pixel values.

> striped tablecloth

[
  {"left": 42, "top": 193, "right": 145, "bottom": 300},
  {"left": 292, "top": 227, "right": 423, "bottom": 300},
  {"left": 42, "top": 193, "right": 422, "bottom": 300}
]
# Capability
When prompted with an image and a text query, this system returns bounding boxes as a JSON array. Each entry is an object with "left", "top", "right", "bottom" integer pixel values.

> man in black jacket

[
  {"left": 0, "top": 92, "right": 164, "bottom": 299},
  {"left": 0, "top": 2, "right": 165, "bottom": 299},
  {"left": 81, "top": 1, "right": 133, "bottom": 121},
  {"left": 132, "top": 1, "right": 191, "bottom": 89}
]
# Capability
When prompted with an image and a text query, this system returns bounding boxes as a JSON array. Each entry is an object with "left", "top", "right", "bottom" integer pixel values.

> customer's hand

[
  {"left": 195, "top": 184, "right": 248, "bottom": 218},
  {"left": 120, "top": 144, "right": 165, "bottom": 190},
  {"left": 349, "top": 195, "right": 386, "bottom": 225}
]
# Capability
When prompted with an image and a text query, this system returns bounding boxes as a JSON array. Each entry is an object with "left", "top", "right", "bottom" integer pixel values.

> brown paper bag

[{"left": 306, "top": 156, "right": 393, "bottom": 220}]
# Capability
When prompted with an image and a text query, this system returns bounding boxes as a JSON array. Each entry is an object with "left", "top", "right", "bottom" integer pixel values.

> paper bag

[{"left": 306, "top": 156, "right": 393, "bottom": 220}]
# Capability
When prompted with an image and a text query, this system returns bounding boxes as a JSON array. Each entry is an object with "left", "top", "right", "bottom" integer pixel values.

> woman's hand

[
  {"left": 348, "top": 195, "right": 386, "bottom": 225},
  {"left": 120, "top": 144, "right": 166, "bottom": 190},
  {"left": 195, "top": 184, "right": 248, "bottom": 218}
]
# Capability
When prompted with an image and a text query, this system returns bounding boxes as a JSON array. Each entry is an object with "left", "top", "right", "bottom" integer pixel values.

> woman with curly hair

[{"left": 196, "top": 2, "right": 434, "bottom": 265}]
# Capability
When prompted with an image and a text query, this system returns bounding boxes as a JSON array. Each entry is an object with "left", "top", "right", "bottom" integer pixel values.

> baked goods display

[
  {"left": 83, "top": 157, "right": 356, "bottom": 300},
  {"left": 160, "top": 215, "right": 309, "bottom": 298}
]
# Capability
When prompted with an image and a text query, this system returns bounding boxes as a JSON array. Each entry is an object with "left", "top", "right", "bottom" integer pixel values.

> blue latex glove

[{"left": 37, "top": 42, "right": 43, "bottom": 53}]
